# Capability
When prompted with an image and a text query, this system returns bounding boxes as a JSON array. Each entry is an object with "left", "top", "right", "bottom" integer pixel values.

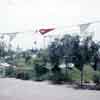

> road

[{"left": 0, "top": 78, "right": 100, "bottom": 100}]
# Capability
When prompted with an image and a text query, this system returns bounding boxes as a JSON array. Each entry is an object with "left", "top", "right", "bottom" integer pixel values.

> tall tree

[{"left": 48, "top": 39, "right": 64, "bottom": 82}]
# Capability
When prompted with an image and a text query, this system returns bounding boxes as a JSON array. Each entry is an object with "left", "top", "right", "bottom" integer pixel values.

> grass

[
  {"left": 83, "top": 65, "right": 94, "bottom": 82},
  {"left": 71, "top": 67, "right": 80, "bottom": 81},
  {"left": 5, "top": 58, "right": 96, "bottom": 83},
  {"left": 68, "top": 65, "right": 94, "bottom": 82}
]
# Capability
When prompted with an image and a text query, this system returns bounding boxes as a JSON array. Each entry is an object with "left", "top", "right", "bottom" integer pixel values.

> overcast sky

[{"left": 0, "top": 0, "right": 100, "bottom": 50}]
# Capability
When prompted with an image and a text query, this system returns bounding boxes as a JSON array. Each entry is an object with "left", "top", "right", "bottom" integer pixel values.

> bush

[
  {"left": 49, "top": 72, "right": 64, "bottom": 84},
  {"left": 93, "top": 71, "right": 100, "bottom": 85},
  {"left": 33, "top": 62, "right": 49, "bottom": 81},
  {"left": 49, "top": 68, "right": 73, "bottom": 84},
  {"left": 16, "top": 71, "right": 32, "bottom": 80},
  {"left": 5, "top": 67, "right": 16, "bottom": 77},
  {"left": 93, "top": 71, "right": 100, "bottom": 90}
]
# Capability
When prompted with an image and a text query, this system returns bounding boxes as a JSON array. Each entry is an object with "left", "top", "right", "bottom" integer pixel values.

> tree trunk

[{"left": 80, "top": 67, "right": 84, "bottom": 87}]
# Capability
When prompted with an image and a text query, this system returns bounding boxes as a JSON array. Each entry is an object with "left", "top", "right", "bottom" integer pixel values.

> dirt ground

[{"left": 0, "top": 78, "right": 100, "bottom": 100}]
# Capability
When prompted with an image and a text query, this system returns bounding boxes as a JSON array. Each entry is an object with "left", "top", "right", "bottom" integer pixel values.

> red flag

[{"left": 39, "top": 28, "right": 55, "bottom": 35}]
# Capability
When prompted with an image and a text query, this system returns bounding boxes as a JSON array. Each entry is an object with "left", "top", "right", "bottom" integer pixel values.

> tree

[
  {"left": 47, "top": 34, "right": 100, "bottom": 85},
  {"left": 0, "top": 40, "right": 7, "bottom": 61},
  {"left": 71, "top": 36, "right": 100, "bottom": 86},
  {"left": 48, "top": 39, "right": 64, "bottom": 83},
  {"left": 61, "top": 35, "right": 96, "bottom": 86},
  {"left": 71, "top": 36, "right": 91, "bottom": 86},
  {"left": 90, "top": 41, "right": 100, "bottom": 71}
]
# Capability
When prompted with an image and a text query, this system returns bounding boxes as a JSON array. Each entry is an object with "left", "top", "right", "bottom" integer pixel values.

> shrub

[
  {"left": 49, "top": 72, "right": 64, "bottom": 84},
  {"left": 5, "top": 67, "right": 16, "bottom": 77},
  {"left": 16, "top": 71, "right": 31, "bottom": 80},
  {"left": 49, "top": 68, "right": 73, "bottom": 84},
  {"left": 93, "top": 71, "right": 100, "bottom": 85},
  {"left": 34, "top": 65, "right": 49, "bottom": 81}
]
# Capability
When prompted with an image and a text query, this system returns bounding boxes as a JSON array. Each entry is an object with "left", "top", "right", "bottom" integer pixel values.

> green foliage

[
  {"left": 47, "top": 35, "right": 100, "bottom": 85},
  {"left": 1, "top": 33, "right": 100, "bottom": 88},
  {"left": 48, "top": 39, "right": 64, "bottom": 83},
  {"left": 63, "top": 70, "right": 73, "bottom": 82},
  {"left": 48, "top": 39, "right": 63, "bottom": 65},
  {"left": 93, "top": 71, "right": 100, "bottom": 84},
  {"left": 15, "top": 67, "right": 34, "bottom": 80},
  {"left": 37, "top": 49, "right": 49, "bottom": 63},
  {"left": 49, "top": 72, "right": 64, "bottom": 84},
  {"left": 34, "top": 64, "right": 49, "bottom": 80},
  {"left": 83, "top": 65, "right": 94, "bottom": 82},
  {"left": 0, "top": 40, "right": 8, "bottom": 60},
  {"left": 33, "top": 56, "right": 49, "bottom": 81},
  {"left": 71, "top": 67, "right": 81, "bottom": 81},
  {"left": 5, "top": 67, "right": 16, "bottom": 77},
  {"left": 16, "top": 71, "right": 32, "bottom": 80}
]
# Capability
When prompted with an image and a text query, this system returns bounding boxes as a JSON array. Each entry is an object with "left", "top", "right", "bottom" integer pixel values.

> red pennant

[{"left": 39, "top": 28, "right": 55, "bottom": 35}]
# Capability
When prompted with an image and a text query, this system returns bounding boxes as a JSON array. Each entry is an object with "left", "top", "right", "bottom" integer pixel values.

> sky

[{"left": 0, "top": 0, "right": 100, "bottom": 50}]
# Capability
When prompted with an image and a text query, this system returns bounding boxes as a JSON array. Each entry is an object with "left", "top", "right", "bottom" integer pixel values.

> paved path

[{"left": 0, "top": 78, "right": 100, "bottom": 100}]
